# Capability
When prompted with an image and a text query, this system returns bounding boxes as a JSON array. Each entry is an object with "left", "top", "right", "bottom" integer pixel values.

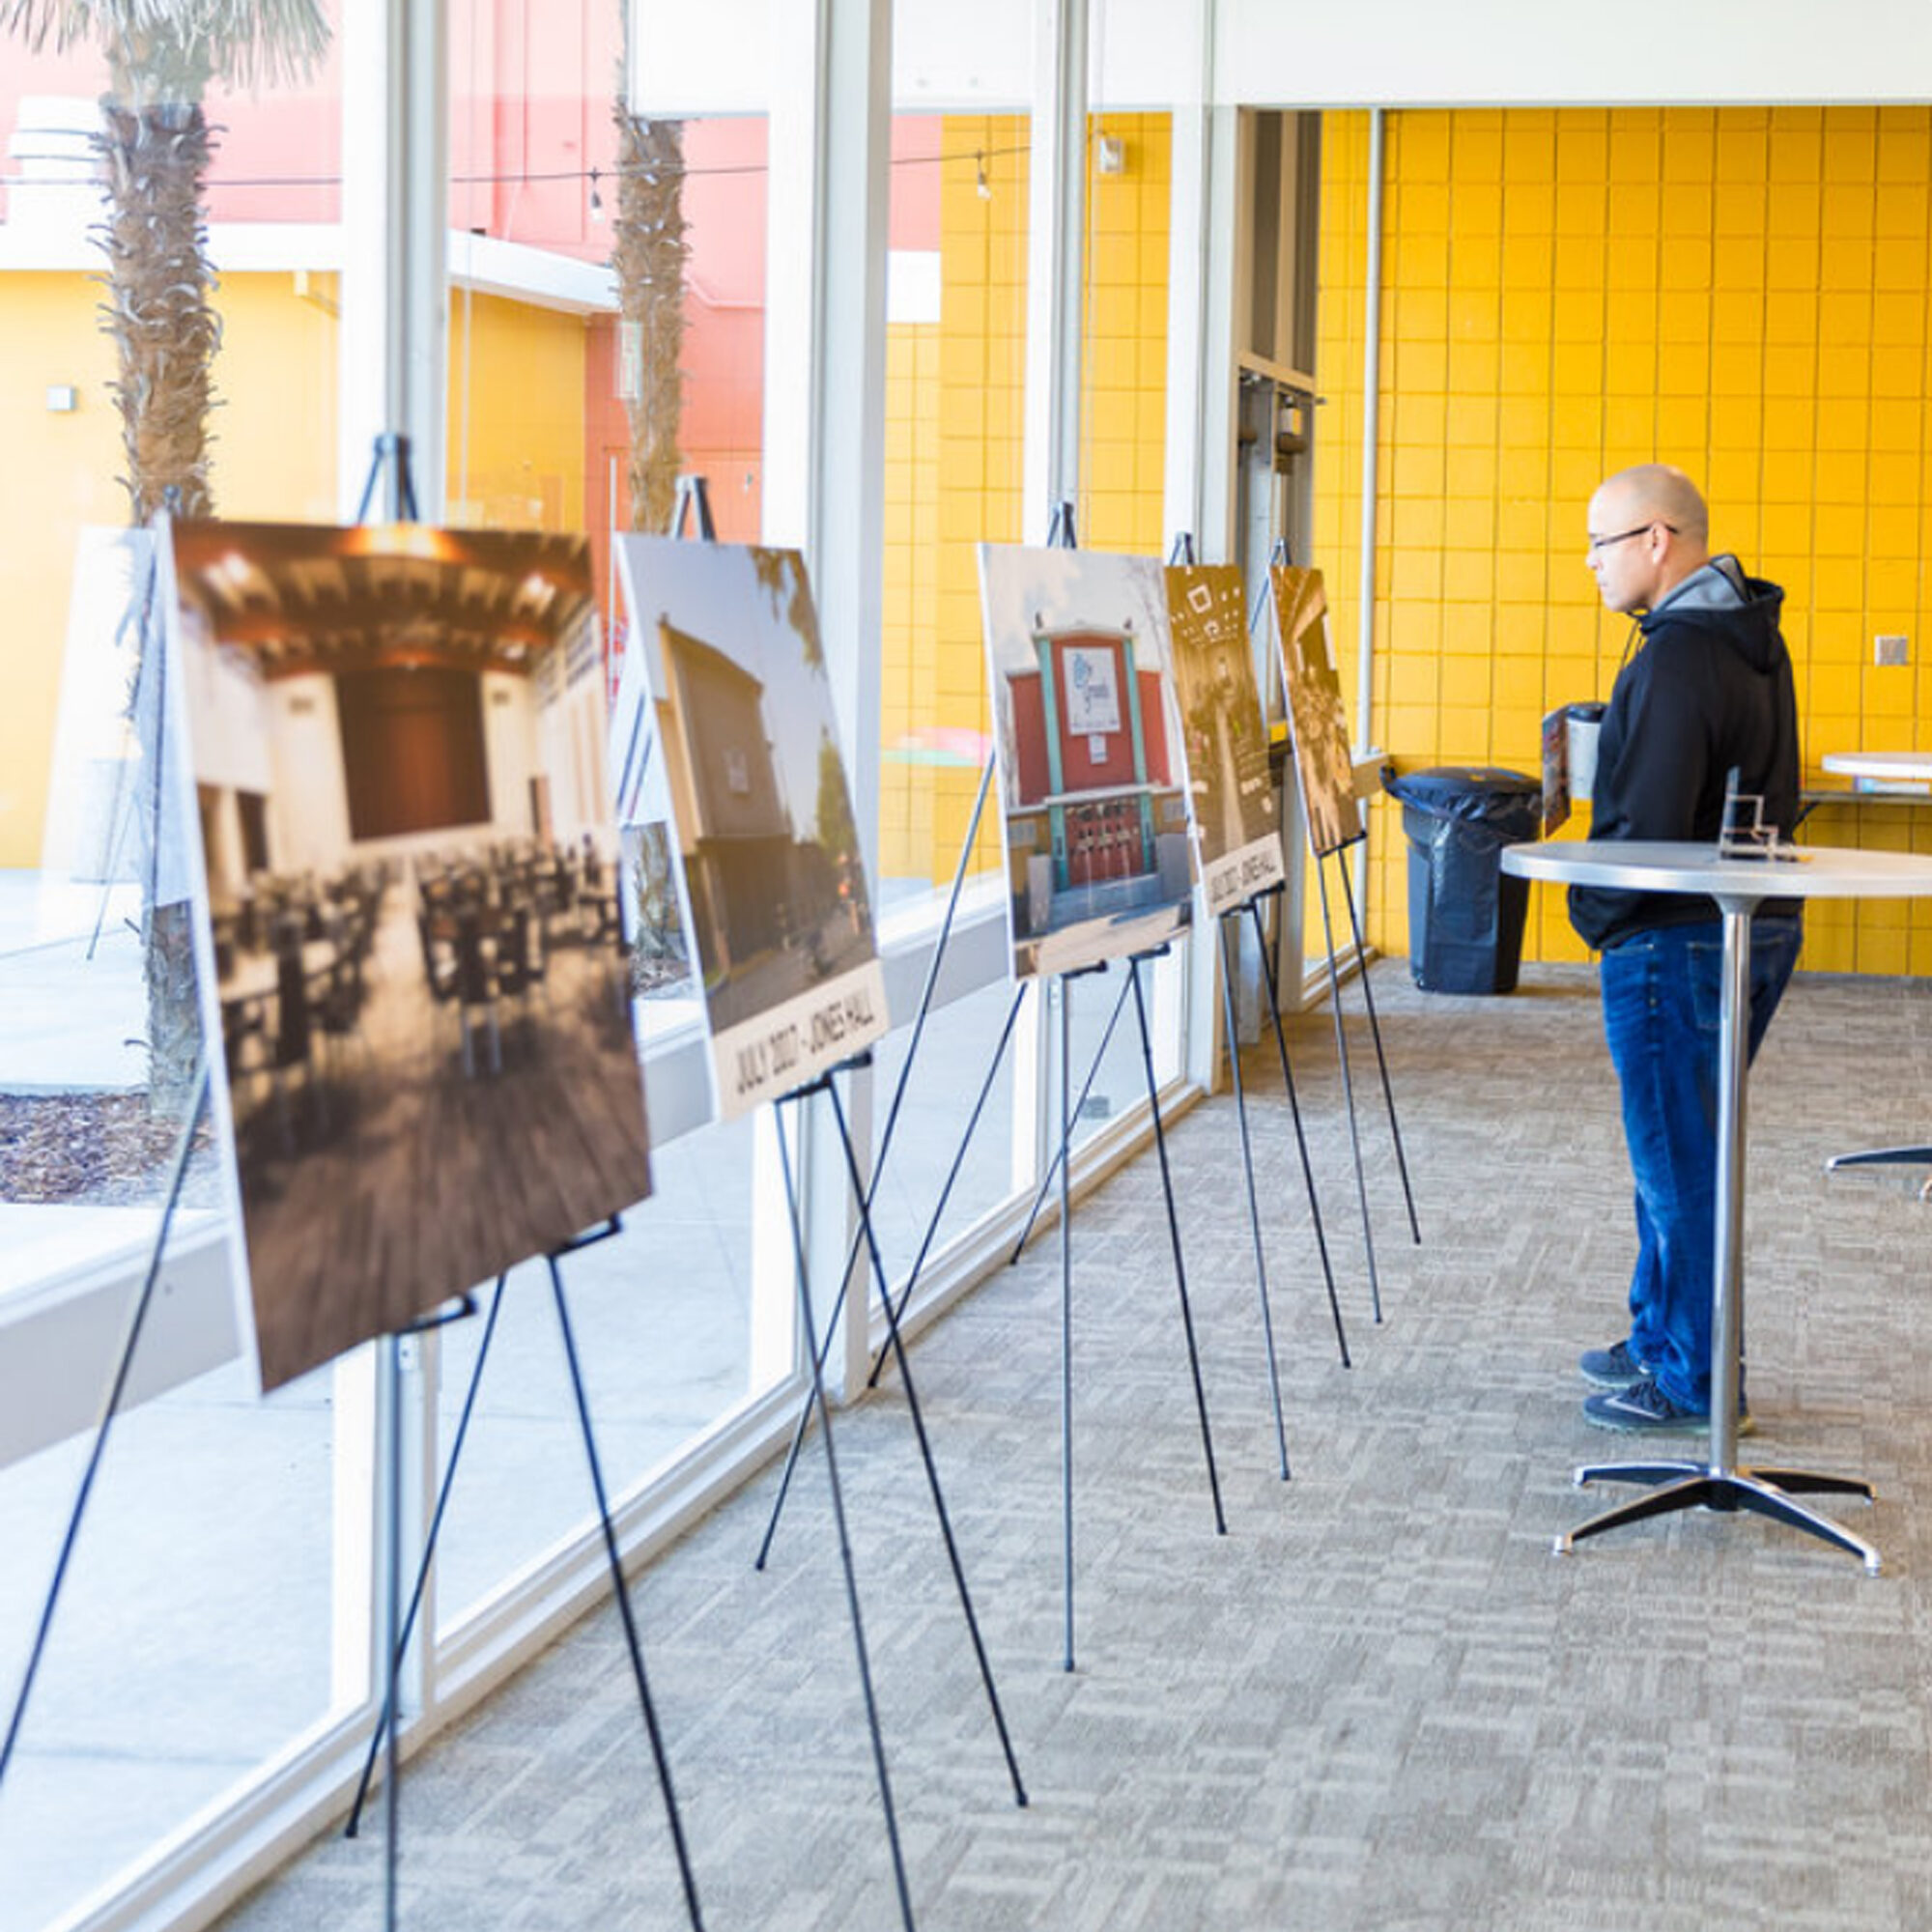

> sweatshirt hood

[{"left": 1636, "top": 554, "right": 1787, "bottom": 673}]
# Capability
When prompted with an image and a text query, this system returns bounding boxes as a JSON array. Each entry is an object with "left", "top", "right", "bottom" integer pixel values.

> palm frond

[{"left": 3, "top": 0, "right": 329, "bottom": 94}]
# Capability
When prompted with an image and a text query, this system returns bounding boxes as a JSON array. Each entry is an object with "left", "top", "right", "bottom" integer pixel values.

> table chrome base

[
  {"left": 1556, "top": 1462, "right": 1880, "bottom": 1574},
  {"left": 1825, "top": 1144, "right": 1932, "bottom": 1201}
]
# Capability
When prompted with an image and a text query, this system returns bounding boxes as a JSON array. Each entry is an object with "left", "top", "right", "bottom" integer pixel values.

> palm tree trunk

[
  {"left": 611, "top": 112, "right": 688, "bottom": 535},
  {"left": 98, "top": 100, "right": 219, "bottom": 523},
  {"left": 97, "top": 99, "right": 220, "bottom": 1114}
]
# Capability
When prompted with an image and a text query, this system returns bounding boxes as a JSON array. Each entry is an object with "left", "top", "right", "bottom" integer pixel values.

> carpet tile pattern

[{"left": 220, "top": 962, "right": 1932, "bottom": 1931}]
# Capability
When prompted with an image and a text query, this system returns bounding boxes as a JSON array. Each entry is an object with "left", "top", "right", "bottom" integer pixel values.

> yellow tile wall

[
  {"left": 873, "top": 116, "right": 1028, "bottom": 894},
  {"left": 879, "top": 320, "right": 942, "bottom": 882},
  {"left": 1316, "top": 106, "right": 1932, "bottom": 976},
  {"left": 1081, "top": 114, "right": 1171, "bottom": 558},
  {"left": 879, "top": 113, "right": 1172, "bottom": 893}
]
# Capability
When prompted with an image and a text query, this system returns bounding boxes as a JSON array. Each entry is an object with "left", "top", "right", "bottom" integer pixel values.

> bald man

[{"left": 1571, "top": 465, "right": 1803, "bottom": 1434}]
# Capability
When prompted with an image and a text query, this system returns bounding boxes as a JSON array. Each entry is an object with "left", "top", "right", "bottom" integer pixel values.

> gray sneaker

[
  {"left": 1579, "top": 1339, "right": 1652, "bottom": 1389},
  {"left": 1582, "top": 1378, "right": 1753, "bottom": 1436}
]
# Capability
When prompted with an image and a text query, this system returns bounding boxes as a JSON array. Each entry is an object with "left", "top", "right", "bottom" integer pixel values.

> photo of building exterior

[
  {"left": 1165, "top": 562, "right": 1284, "bottom": 913},
  {"left": 1271, "top": 565, "right": 1364, "bottom": 860},
  {"left": 614, "top": 537, "right": 884, "bottom": 1116},
  {"left": 980, "top": 545, "right": 1193, "bottom": 978}
]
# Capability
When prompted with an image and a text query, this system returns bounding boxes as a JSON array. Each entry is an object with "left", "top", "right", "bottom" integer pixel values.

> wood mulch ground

[{"left": 0, "top": 1093, "right": 219, "bottom": 1208}]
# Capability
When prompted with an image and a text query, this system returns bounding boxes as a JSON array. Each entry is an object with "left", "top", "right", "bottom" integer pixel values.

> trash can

[{"left": 1383, "top": 766, "right": 1543, "bottom": 994}]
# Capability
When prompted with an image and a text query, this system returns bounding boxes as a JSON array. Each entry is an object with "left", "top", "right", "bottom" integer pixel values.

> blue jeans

[{"left": 1599, "top": 916, "right": 1802, "bottom": 1410}]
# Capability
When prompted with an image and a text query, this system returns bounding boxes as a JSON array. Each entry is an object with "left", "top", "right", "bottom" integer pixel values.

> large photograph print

[
  {"left": 1269, "top": 566, "right": 1363, "bottom": 859},
  {"left": 612, "top": 538, "right": 886, "bottom": 1121},
  {"left": 168, "top": 521, "right": 652, "bottom": 1394},
  {"left": 1164, "top": 564, "right": 1284, "bottom": 916},
  {"left": 979, "top": 546, "right": 1194, "bottom": 979}
]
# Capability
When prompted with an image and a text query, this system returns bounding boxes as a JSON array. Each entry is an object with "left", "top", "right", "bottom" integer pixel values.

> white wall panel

[{"left": 1215, "top": 0, "right": 1932, "bottom": 106}]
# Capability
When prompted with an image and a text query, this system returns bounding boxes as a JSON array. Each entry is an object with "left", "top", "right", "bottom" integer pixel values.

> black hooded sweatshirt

[{"left": 1568, "top": 555, "right": 1802, "bottom": 952}]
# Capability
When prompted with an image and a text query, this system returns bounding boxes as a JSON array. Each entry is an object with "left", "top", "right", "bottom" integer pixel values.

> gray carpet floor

[{"left": 219, "top": 959, "right": 1932, "bottom": 1932}]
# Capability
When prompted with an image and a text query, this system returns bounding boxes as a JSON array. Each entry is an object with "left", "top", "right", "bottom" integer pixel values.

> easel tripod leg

[
  {"left": 549, "top": 1256, "right": 705, "bottom": 1931},
  {"left": 1249, "top": 895, "right": 1350, "bottom": 1366},
  {"left": 1219, "top": 911, "right": 1291, "bottom": 1479},
  {"left": 868, "top": 980, "right": 1029, "bottom": 1388},
  {"left": 1011, "top": 967, "right": 1134, "bottom": 1263},
  {"left": 382, "top": 1336, "right": 403, "bottom": 1931},
  {"left": 764, "top": 993, "right": 1014, "bottom": 1563},
  {"left": 826, "top": 1085, "right": 1027, "bottom": 1805},
  {"left": 1, "top": 1068, "right": 208, "bottom": 1792},
  {"left": 773, "top": 1108, "right": 917, "bottom": 1930},
  {"left": 1335, "top": 860, "right": 1420, "bottom": 1243},
  {"left": 1127, "top": 957, "right": 1226, "bottom": 1534},
  {"left": 1059, "top": 975, "right": 1075, "bottom": 1673},
  {"left": 347, "top": 1276, "right": 508, "bottom": 1837},
  {"left": 1314, "top": 854, "right": 1383, "bottom": 1322}
]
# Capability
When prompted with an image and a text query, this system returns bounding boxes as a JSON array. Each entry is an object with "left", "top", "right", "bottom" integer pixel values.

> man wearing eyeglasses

[{"left": 1569, "top": 464, "right": 1802, "bottom": 1434}]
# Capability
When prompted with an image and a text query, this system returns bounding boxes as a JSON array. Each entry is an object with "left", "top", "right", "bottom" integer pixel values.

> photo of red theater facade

[{"left": 1003, "top": 619, "right": 1190, "bottom": 957}]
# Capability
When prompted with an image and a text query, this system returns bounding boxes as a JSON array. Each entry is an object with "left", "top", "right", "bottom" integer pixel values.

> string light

[
  {"left": 1, "top": 141, "right": 1031, "bottom": 196},
  {"left": 588, "top": 167, "right": 604, "bottom": 220}
]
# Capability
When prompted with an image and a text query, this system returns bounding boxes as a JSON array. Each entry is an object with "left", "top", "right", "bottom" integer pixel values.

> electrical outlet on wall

[{"left": 1875, "top": 635, "right": 1910, "bottom": 667}]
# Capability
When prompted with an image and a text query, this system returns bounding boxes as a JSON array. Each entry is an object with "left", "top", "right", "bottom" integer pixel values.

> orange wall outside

[{"left": 1316, "top": 105, "right": 1932, "bottom": 978}]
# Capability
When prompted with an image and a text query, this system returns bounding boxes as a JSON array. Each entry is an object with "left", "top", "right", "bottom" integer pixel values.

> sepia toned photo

[
  {"left": 1164, "top": 563, "right": 1284, "bottom": 916},
  {"left": 1269, "top": 566, "right": 1364, "bottom": 859},
  {"left": 612, "top": 538, "right": 887, "bottom": 1120},
  {"left": 979, "top": 546, "right": 1195, "bottom": 980},
  {"left": 168, "top": 520, "right": 652, "bottom": 1394}
]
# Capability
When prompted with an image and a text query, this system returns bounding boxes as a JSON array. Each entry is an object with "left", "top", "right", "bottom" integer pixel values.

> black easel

[
  {"left": 669, "top": 472, "right": 717, "bottom": 542},
  {"left": 756, "top": 753, "right": 1000, "bottom": 1544},
  {"left": 1044, "top": 509, "right": 1226, "bottom": 1667},
  {"left": 1123, "top": 944, "right": 1228, "bottom": 1533},
  {"left": 1175, "top": 530, "right": 1352, "bottom": 1471},
  {"left": 664, "top": 490, "right": 1016, "bottom": 1793},
  {"left": 341, "top": 1226, "right": 702, "bottom": 1927},
  {"left": 1242, "top": 882, "right": 1351, "bottom": 1368},
  {"left": 769, "top": 1064, "right": 917, "bottom": 1932},
  {"left": 345, "top": 1284, "right": 497, "bottom": 1840},
  {"left": 865, "top": 978, "right": 1029, "bottom": 1387},
  {"left": 337, "top": 1226, "right": 701, "bottom": 1923},
  {"left": 1005, "top": 968, "right": 1133, "bottom": 1261},
  {"left": 1309, "top": 830, "right": 1421, "bottom": 1265},
  {"left": 343, "top": 436, "right": 701, "bottom": 1929},
  {"left": 1, "top": 1065, "right": 210, "bottom": 1795},
  {"left": 740, "top": 917, "right": 1027, "bottom": 1804},
  {"left": 1043, "top": 942, "right": 1232, "bottom": 1677},
  {"left": 355, "top": 430, "right": 421, "bottom": 525},
  {"left": 1259, "top": 538, "right": 1418, "bottom": 1328}
]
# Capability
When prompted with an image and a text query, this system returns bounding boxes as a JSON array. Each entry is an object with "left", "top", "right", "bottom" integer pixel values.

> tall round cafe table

[
  {"left": 1500, "top": 838, "right": 1932, "bottom": 1573},
  {"left": 1820, "top": 749, "right": 1932, "bottom": 787}
]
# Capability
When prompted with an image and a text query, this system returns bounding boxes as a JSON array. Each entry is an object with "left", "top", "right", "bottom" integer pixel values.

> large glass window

[
  {"left": 876, "top": 107, "right": 1024, "bottom": 916},
  {"left": 434, "top": 0, "right": 789, "bottom": 1633},
  {"left": 0, "top": 1358, "right": 340, "bottom": 1932},
  {"left": 433, "top": 1117, "right": 757, "bottom": 1633},
  {"left": 0, "top": 8, "right": 1212, "bottom": 1927},
  {"left": 0, "top": 17, "right": 348, "bottom": 1931},
  {"left": 862, "top": 19, "right": 1037, "bottom": 1313}
]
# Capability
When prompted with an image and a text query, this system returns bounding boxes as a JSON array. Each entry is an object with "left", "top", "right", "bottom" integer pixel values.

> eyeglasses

[{"left": 1587, "top": 520, "right": 1676, "bottom": 555}]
